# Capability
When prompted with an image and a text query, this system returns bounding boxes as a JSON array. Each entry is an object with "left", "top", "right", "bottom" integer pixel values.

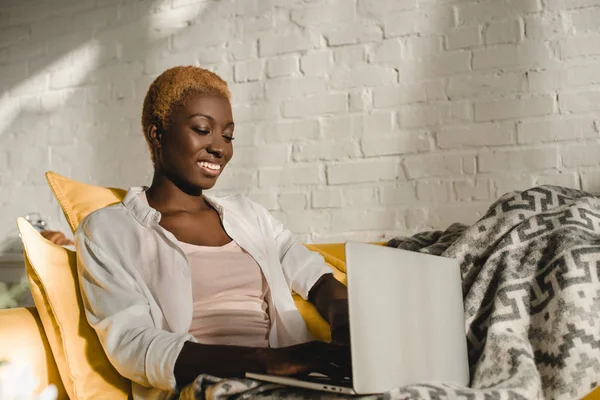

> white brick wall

[{"left": 1, "top": 0, "right": 600, "bottom": 244}]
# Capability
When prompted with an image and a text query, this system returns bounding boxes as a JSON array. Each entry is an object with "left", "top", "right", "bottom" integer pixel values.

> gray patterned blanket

[{"left": 181, "top": 186, "right": 600, "bottom": 400}]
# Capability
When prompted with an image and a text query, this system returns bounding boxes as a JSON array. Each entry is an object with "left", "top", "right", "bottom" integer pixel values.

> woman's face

[{"left": 153, "top": 93, "right": 234, "bottom": 191}]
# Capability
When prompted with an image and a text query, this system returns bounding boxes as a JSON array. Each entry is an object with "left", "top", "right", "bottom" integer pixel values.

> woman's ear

[{"left": 146, "top": 124, "right": 162, "bottom": 149}]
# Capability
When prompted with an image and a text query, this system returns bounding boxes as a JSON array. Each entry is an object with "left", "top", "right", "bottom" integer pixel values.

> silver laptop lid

[{"left": 345, "top": 241, "right": 469, "bottom": 394}]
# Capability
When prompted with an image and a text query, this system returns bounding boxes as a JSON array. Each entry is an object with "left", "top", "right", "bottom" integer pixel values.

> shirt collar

[{"left": 122, "top": 186, "right": 225, "bottom": 227}]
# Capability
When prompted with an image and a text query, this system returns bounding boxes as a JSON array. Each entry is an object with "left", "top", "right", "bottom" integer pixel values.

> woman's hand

[
  {"left": 41, "top": 230, "right": 74, "bottom": 246},
  {"left": 327, "top": 298, "right": 350, "bottom": 346},
  {"left": 260, "top": 341, "right": 351, "bottom": 378},
  {"left": 309, "top": 273, "right": 351, "bottom": 346}
]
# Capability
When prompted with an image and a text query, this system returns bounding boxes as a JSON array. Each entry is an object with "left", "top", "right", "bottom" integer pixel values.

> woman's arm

[
  {"left": 249, "top": 199, "right": 350, "bottom": 343},
  {"left": 76, "top": 222, "right": 195, "bottom": 392}
]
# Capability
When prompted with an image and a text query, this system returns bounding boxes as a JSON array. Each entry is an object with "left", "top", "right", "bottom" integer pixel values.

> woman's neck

[{"left": 146, "top": 171, "right": 211, "bottom": 214}]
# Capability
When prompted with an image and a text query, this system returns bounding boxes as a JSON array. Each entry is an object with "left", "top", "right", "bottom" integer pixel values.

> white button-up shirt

[{"left": 75, "top": 187, "right": 331, "bottom": 400}]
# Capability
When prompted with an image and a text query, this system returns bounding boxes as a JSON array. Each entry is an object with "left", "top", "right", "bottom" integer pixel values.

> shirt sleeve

[
  {"left": 75, "top": 222, "right": 195, "bottom": 392},
  {"left": 248, "top": 200, "right": 332, "bottom": 300}
]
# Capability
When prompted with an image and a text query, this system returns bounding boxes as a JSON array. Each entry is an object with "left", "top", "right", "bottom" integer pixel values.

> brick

[
  {"left": 234, "top": 60, "right": 264, "bottom": 82},
  {"left": 228, "top": 82, "right": 264, "bottom": 104},
  {"left": 581, "top": 171, "right": 600, "bottom": 192},
  {"left": 517, "top": 118, "right": 596, "bottom": 144},
  {"left": 560, "top": 36, "right": 600, "bottom": 59},
  {"left": 534, "top": 171, "right": 579, "bottom": 189},
  {"left": 492, "top": 173, "right": 535, "bottom": 196},
  {"left": 230, "top": 123, "right": 256, "bottom": 147},
  {"left": 173, "top": 20, "right": 234, "bottom": 50},
  {"left": 479, "top": 148, "right": 558, "bottom": 172},
  {"left": 399, "top": 52, "right": 471, "bottom": 81},
  {"left": 286, "top": 210, "right": 331, "bottom": 233},
  {"left": 559, "top": 90, "right": 600, "bottom": 113},
  {"left": 213, "top": 168, "right": 257, "bottom": 190},
  {"left": 230, "top": 144, "right": 288, "bottom": 168},
  {"left": 454, "top": 178, "right": 491, "bottom": 201},
  {"left": 404, "top": 208, "right": 430, "bottom": 232},
  {"left": 404, "top": 153, "right": 470, "bottom": 179},
  {"left": 232, "top": 103, "right": 279, "bottom": 123},
  {"left": 570, "top": 8, "right": 600, "bottom": 33},
  {"left": 562, "top": 143, "right": 600, "bottom": 167},
  {"left": 267, "top": 56, "right": 300, "bottom": 78},
  {"left": 524, "top": 15, "right": 566, "bottom": 39},
  {"left": 446, "top": 26, "right": 481, "bottom": 50},
  {"left": 545, "top": 0, "right": 600, "bottom": 10},
  {"left": 384, "top": 7, "right": 454, "bottom": 37},
  {"left": 300, "top": 51, "right": 331, "bottom": 76},
  {"left": 342, "top": 187, "right": 377, "bottom": 206},
  {"left": 312, "top": 188, "right": 343, "bottom": 208},
  {"left": 398, "top": 101, "right": 472, "bottom": 128},
  {"left": 333, "top": 45, "right": 367, "bottom": 65},
  {"left": 358, "top": 0, "right": 416, "bottom": 18},
  {"left": 379, "top": 182, "right": 417, "bottom": 204},
  {"left": 430, "top": 203, "right": 488, "bottom": 229},
  {"left": 12, "top": 73, "right": 48, "bottom": 95},
  {"left": 261, "top": 120, "right": 320, "bottom": 143},
  {"left": 265, "top": 77, "right": 327, "bottom": 100},
  {"left": 416, "top": 180, "right": 451, "bottom": 202},
  {"left": 361, "top": 133, "right": 430, "bottom": 157},
  {"left": 259, "top": 164, "right": 322, "bottom": 187},
  {"left": 278, "top": 192, "right": 308, "bottom": 211},
  {"left": 405, "top": 35, "right": 443, "bottom": 58},
  {"left": 457, "top": 0, "right": 540, "bottom": 25},
  {"left": 293, "top": 140, "right": 360, "bottom": 161},
  {"left": 331, "top": 66, "right": 398, "bottom": 89},
  {"left": 332, "top": 208, "right": 397, "bottom": 231},
  {"left": 321, "top": 115, "right": 363, "bottom": 139},
  {"left": 259, "top": 33, "right": 316, "bottom": 56},
  {"left": 325, "top": 22, "right": 382, "bottom": 46},
  {"left": 438, "top": 123, "right": 515, "bottom": 148},
  {"left": 483, "top": 19, "right": 522, "bottom": 45},
  {"left": 283, "top": 93, "right": 347, "bottom": 117},
  {"left": 363, "top": 112, "right": 394, "bottom": 133},
  {"left": 475, "top": 95, "right": 554, "bottom": 122},
  {"left": 350, "top": 89, "right": 373, "bottom": 112},
  {"left": 327, "top": 160, "right": 399, "bottom": 185},
  {"left": 227, "top": 39, "right": 258, "bottom": 61},
  {"left": 448, "top": 72, "right": 525, "bottom": 99},
  {"left": 473, "top": 41, "right": 553, "bottom": 70},
  {"left": 291, "top": 0, "right": 355, "bottom": 27},
  {"left": 370, "top": 39, "right": 404, "bottom": 64},
  {"left": 0, "top": 25, "right": 29, "bottom": 47}
]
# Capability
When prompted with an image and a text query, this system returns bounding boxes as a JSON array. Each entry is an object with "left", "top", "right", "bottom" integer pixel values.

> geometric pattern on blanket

[{"left": 183, "top": 186, "right": 600, "bottom": 400}]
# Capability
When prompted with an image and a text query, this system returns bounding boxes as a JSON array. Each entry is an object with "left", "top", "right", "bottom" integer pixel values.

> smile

[{"left": 197, "top": 161, "right": 222, "bottom": 177}]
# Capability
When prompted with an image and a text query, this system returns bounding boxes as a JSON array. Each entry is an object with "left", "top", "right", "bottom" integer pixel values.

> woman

[{"left": 75, "top": 66, "right": 350, "bottom": 400}]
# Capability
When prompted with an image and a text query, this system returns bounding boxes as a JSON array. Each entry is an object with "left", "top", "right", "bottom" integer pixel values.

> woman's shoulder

[{"left": 76, "top": 202, "right": 137, "bottom": 240}]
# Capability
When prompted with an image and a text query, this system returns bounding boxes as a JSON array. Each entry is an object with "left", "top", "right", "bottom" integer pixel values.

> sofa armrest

[{"left": 0, "top": 307, "right": 67, "bottom": 398}]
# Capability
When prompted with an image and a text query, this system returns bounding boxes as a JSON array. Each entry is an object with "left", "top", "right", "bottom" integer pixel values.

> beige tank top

[{"left": 140, "top": 192, "right": 270, "bottom": 347}]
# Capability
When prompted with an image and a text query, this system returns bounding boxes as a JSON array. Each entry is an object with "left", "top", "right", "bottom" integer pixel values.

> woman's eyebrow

[{"left": 187, "top": 113, "right": 213, "bottom": 120}]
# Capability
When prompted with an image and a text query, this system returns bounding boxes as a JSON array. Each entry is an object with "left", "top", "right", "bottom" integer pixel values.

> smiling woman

[{"left": 74, "top": 66, "right": 350, "bottom": 400}]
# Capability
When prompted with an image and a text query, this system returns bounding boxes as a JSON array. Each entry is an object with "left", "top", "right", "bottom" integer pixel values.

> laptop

[{"left": 246, "top": 241, "right": 469, "bottom": 395}]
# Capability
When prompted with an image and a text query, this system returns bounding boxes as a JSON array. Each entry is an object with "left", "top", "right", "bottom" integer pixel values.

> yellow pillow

[
  {"left": 45, "top": 171, "right": 345, "bottom": 341},
  {"left": 17, "top": 218, "right": 131, "bottom": 400},
  {"left": 46, "top": 171, "right": 126, "bottom": 232}
]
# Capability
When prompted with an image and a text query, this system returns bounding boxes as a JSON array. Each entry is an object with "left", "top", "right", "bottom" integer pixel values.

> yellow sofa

[{"left": 0, "top": 171, "right": 599, "bottom": 399}]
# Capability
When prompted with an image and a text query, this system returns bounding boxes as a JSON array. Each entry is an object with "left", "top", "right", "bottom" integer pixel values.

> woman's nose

[{"left": 207, "top": 136, "right": 225, "bottom": 157}]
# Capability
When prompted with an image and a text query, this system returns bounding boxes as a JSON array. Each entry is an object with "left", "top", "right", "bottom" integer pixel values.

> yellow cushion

[
  {"left": 46, "top": 171, "right": 126, "bottom": 232},
  {"left": 0, "top": 307, "right": 67, "bottom": 399},
  {"left": 17, "top": 218, "right": 130, "bottom": 400}
]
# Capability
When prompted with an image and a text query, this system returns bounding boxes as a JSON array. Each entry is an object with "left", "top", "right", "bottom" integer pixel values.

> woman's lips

[{"left": 197, "top": 161, "right": 222, "bottom": 177}]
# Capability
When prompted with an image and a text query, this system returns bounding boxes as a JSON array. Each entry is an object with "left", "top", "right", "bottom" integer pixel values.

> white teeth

[{"left": 199, "top": 161, "right": 221, "bottom": 171}]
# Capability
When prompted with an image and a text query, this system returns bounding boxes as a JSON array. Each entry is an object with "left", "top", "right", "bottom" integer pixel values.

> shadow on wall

[{"left": 0, "top": 0, "right": 252, "bottom": 238}]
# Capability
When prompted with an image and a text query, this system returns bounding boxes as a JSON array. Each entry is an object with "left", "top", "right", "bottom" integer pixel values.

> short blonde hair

[{"left": 141, "top": 66, "right": 231, "bottom": 163}]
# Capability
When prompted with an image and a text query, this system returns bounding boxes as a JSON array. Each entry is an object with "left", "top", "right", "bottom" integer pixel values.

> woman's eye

[{"left": 194, "top": 128, "right": 210, "bottom": 135}]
